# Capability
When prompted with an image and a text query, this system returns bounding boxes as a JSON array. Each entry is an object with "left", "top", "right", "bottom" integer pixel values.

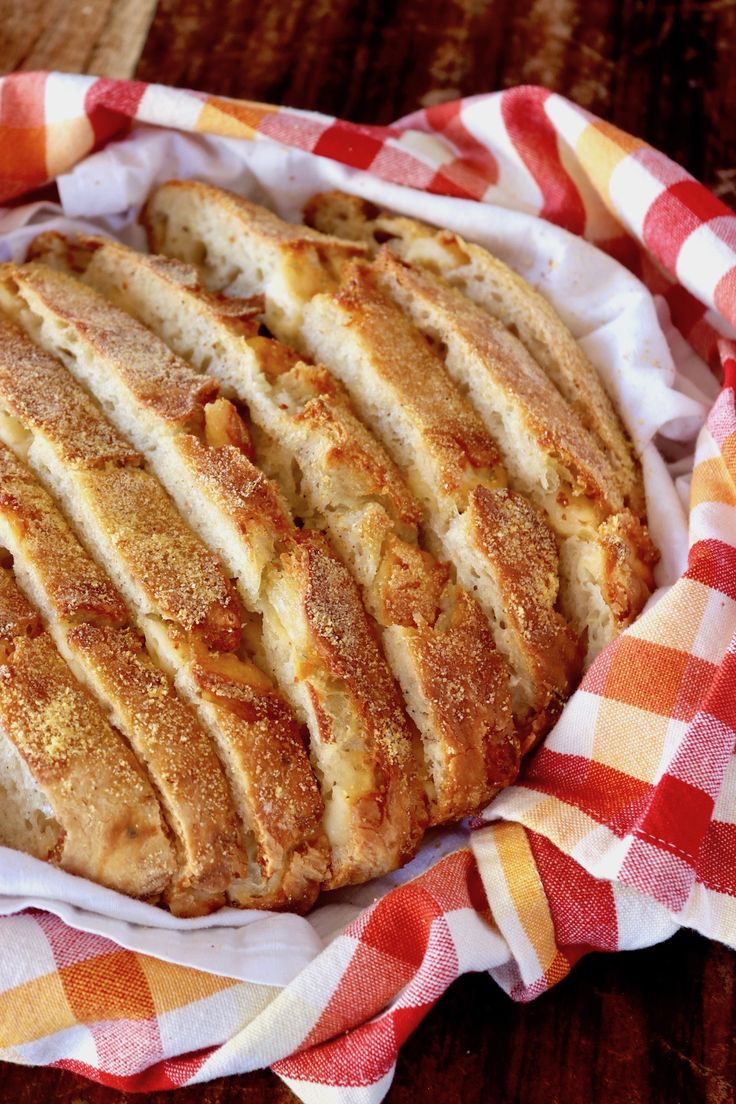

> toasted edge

[
  {"left": 3, "top": 257, "right": 426, "bottom": 889},
  {"left": 0, "top": 564, "right": 175, "bottom": 898},
  {"left": 0, "top": 286, "right": 329, "bottom": 911},
  {"left": 371, "top": 251, "right": 658, "bottom": 665},
  {"left": 300, "top": 262, "right": 582, "bottom": 723},
  {"left": 40, "top": 231, "right": 520, "bottom": 823},
  {"left": 0, "top": 439, "right": 248, "bottom": 916},
  {"left": 304, "top": 190, "right": 643, "bottom": 515}
]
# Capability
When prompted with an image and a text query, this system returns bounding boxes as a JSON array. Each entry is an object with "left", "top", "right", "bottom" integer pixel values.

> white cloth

[{"left": 0, "top": 125, "right": 713, "bottom": 985}]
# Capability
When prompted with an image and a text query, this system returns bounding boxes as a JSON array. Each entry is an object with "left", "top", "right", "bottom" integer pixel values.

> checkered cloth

[{"left": 1, "top": 72, "right": 735, "bottom": 1102}]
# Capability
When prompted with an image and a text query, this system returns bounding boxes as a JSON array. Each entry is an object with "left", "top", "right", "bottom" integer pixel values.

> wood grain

[
  {"left": 0, "top": 0, "right": 733, "bottom": 197},
  {"left": 0, "top": 0, "right": 157, "bottom": 79},
  {"left": 134, "top": 0, "right": 736, "bottom": 199},
  {"left": 1, "top": 931, "right": 734, "bottom": 1102}
]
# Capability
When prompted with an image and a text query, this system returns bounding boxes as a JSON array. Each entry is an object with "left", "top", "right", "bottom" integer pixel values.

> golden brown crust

[
  {"left": 0, "top": 566, "right": 42, "bottom": 641},
  {"left": 0, "top": 445, "right": 128, "bottom": 627},
  {"left": 332, "top": 263, "right": 505, "bottom": 500},
  {"left": 186, "top": 646, "right": 328, "bottom": 911},
  {"left": 6, "top": 263, "right": 218, "bottom": 432},
  {"left": 297, "top": 531, "right": 413, "bottom": 760},
  {"left": 0, "top": 571, "right": 174, "bottom": 897},
  {"left": 279, "top": 359, "right": 422, "bottom": 529},
  {"left": 373, "top": 250, "right": 623, "bottom": 515},
  {"left": 370, "top": 250, "right": 657, "bottom": 651},
  {"left": 0, "top": 301, "right": 328, "bottom": 911},
  {"left": 304, "top": 191, "right": 643, "bottom": 514},
  {"left": 302, "top": 264, "right": 582, "bottom": 720},
  {"left": 374, "top": 534, "right": 448, "bottom": 628},
  {"left": 399, "top": 586, "right": 519, "bottom": 817},
  {"left": 189, "top": 652, "right": 324, "bottom": 850},
  {"left": 0, "top": 311, "right": 138, "bottom": 469},
  {"left": 0, "top": 443, "right": 248, "bottom": 915},
  {"left": 74, "top": 466, "right": 242, "bottom": 650},
  {"left": 172, "top": 432, "right": 294, "bottom": 552},
  {"left": 36, "top": 231, "right": 516, "bottom": 828},
  {"left": 65, "top": 622, "right": 245, "bottom": 914},
  {"left": 35, "top": 227, "right": 422, "bottom": 532},
  {"left": 28, "top": 229, "right": 266, "bottom": 341},
  {"left": 467, "top": 486, "right": 582, "bottom": 704},
  {"left": 284, "top": 529, "right": 427, "bottom": 884},
  {"left": 17, "top": 239, "right": 426, "bottom": 887},
  {"left": 597, "top": 511, "right": 659, "bottom": 624}
]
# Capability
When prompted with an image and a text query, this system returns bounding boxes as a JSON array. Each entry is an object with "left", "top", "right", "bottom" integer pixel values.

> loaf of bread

[
  {"left": 0, "top": 432, "right": 245, "bottom": 916},
  {"left": 0, "top": 261, "right": 425, "bottom": 891},
  {"left": 145, "top": 182, "right": 656, "bottom": 669},
  {"left": 303, "top": 191, "right": 643, "bottom": 516},
  {"left": 0, "top": 296, "right": 329, "bottom": 912},
  {"left": 0, "top": 179, "right": 657, "bottom": 912},
  {"left": 32, "top": 231, "right": 520, "bottom": 825}
]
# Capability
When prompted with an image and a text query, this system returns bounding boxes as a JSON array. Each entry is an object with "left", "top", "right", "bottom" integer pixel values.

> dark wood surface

[
  {"left": 1, "top": 0, "right": 735, "bottom": 201},
  {"left": 1, "top": 2, "right": 735, "bottom": 1101},
  {"left": 135, "top": 0, "right": 736, "bottom": 202}
]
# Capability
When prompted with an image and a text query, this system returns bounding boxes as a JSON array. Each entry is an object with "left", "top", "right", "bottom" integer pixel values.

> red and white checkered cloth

[{"left": 1, "top": 72, "right": 735, "bottom": 1102}]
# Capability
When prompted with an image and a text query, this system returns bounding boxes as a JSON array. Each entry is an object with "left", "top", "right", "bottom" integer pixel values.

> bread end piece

[{"left": 0, "top": 569, "right": 175, "bottom": 898}]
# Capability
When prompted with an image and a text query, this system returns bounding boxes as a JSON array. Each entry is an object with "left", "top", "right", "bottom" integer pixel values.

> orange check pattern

[{"left": 1, "top": 71, "right": 735, "bottom": 1103}]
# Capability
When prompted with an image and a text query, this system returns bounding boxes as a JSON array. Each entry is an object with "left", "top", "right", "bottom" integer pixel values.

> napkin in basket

[{"left": 0, "top": 73, "right": 735, "bottom": 1104}]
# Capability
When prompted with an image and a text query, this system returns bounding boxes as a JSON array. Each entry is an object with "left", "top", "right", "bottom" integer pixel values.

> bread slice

[
  {"left": 304, "top": 191, "right": 642, "bottom": 515},
  {"left": 0, "top": 564, "right": 175, "bottom": 898},
  {"left": 300, "top": 264, "right": 582, "bottom": 728},
  {"left": 141, "top": 185, "right": 582, "bottom": 731},
  {"left": 0, "top": 300, "right": 328, "bottom": 911},
  {"left": 0, "top": 261, "right": 426, "bottom": 888},
  {"left": 143, "top": 181, "right": 368, "bottom": 343},
  {"left": 0, "top": 438, "right": 247, "bottom": 916},
  {"left": 31, "top": 231, "right": 520, "bottom": 825},
  {"left": 370, "top": 251, "right": 658, "bottom": 664},
  {"left": 246, "top": 369, "right": 519, "bottom": 821}
]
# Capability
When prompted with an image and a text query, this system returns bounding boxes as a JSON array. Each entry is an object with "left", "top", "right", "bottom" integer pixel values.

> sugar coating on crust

[
  {"left": 66, "top": 621, "right": 245, "bottom": 900},
  {"left": 370, "top": 251, "right": 657, "bottom": 665},
  {"left": 467, "top": 486, "right": 581, "bottom": 701},
  {"left": 74, "top": 466, "right": 241, "bottom": 643},
  {"left": 373, "top": 250, "right": 622, "bottom": 514},
  {"left": 0, "top": 183, "right": 658, "bottom": 909},
  {"left": 0, "top": 576, "right": 174, "bottom": 897},
  {"left": 329, "top": 264, "right": 505, "bottom": 501},
  {"left": 37, "top": 231, "right": 519, "bottom": 825},
  {"left": 0, "top": 283, "right": 327, "bottom": 909},
  {"left": 23, "top": 237, "right": 428, "bottom": 884},
  {"left": 9, "top": 263, "right": 218, "bottom": 430},
  {"left": 303, "top": 190, "right": 642, "bottom": 515},
  {"left": 0, "top": 445, "right": 245, "bottom": 913},
  {"left": 301, "top": 263, "right": 581, "bottom": 718},
  {"left": 0, "top": 311, "right": 138, "bottom": 469},
  {"left": 0, "top": 443, "right": 128, "bottom": 626}
]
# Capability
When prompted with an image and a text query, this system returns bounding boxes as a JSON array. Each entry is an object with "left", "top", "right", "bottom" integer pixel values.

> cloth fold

[{"left": 0, "top": 72, "right": 735, "bottom": 1103}]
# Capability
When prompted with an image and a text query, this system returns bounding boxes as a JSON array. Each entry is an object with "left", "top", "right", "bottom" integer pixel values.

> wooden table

[{"left": 1, "top": 3, "right": 735, "bottom": 1101}]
